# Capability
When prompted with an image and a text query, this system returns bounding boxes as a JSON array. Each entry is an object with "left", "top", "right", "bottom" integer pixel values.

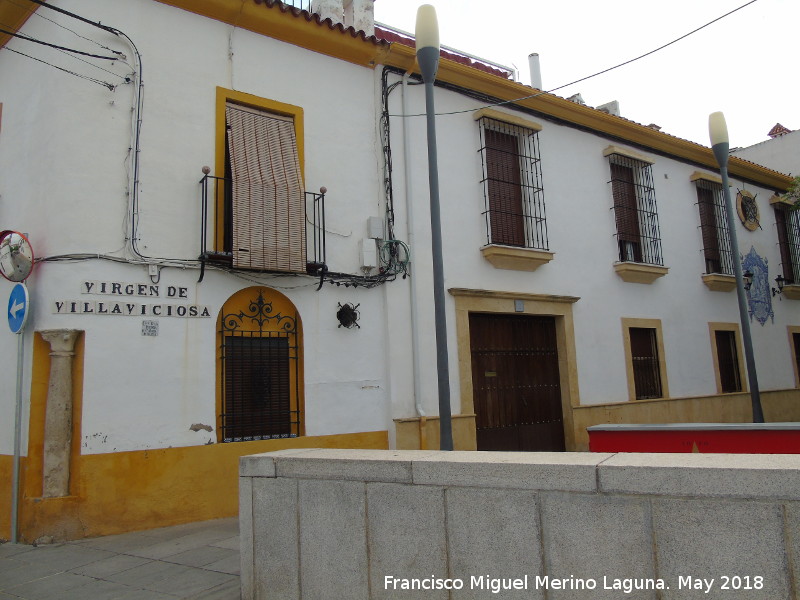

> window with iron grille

[
  {"left": 608, "top": 154, "right": 662, "bottom": 265},
  {"left": 629, "top": 327, "right": 663, "bottom": 399},
  {"left": 775, "top": 203, "right": 800, "bottom": 284},
  {"left": 478, "top": 117, "right": 548, "bottom": 250},
  {"left": 696, "top": 180, "right": 733, "bottom": 275},
  {"left": 219, "top": 290, "right": 301, "bottom": 442},
  {"left": 223, "top": 101, "right": 306, "bottom": 273},
  {"left": 714, "top": 329, "right": 742, "bottom": 393}
]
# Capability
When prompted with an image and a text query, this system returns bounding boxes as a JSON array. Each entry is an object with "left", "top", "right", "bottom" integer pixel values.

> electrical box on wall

[
  {"left": 360, "top": 238, "right": 378, "bottom": 269},
  {"left": 367, "top": 217, "right": 383, "bottom": 240}
]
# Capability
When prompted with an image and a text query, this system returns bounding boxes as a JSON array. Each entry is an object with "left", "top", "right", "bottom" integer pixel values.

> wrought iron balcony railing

[{"left": 199, "top": 172, "right": 327, "bottom": 279}]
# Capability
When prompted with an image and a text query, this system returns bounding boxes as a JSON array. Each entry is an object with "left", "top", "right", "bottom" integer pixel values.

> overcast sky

[{"left": 373, "top": 0, "right": 795, "bottom": 149}]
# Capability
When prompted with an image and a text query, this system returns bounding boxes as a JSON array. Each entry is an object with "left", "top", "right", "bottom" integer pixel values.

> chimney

[
  {"left": 528, "top": 53, "right": 542, "bottom": 90},
  {"left": 597, "top": 100, "right": 620, "bottom": 117},
  {"left": 311, "top": 0, "right": 375, "bottom": 36}
]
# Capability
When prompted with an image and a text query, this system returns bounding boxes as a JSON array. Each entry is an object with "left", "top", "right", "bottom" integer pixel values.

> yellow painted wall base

[
  {"left": 2, "top": 430, "right": 387, "bottom": 543},
  {"left": 394, "top": 414, "right": 477, "bottom": 450},
  {"left": 571, "top": 389, "right": 800, "bottom": 451},
  {"left": 0, "top": 454, "right": 14, "bottom": 540},
  {"left": 392, "top": 391, "right": 800, "bottom": 454}
]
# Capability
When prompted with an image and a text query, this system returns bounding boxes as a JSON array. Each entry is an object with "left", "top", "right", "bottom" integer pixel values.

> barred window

[
  {"left": 608, "top": 154, "right": 662, "bottom": 265},
  {"left": 629, "top": 327, "right": 663, "bottom": 399},
  {"left": 696, "top": 180, "right": 733, "bottom": 275},
  {"left": 775, "top": 204, "right": 800, "bottom": 284},
  {"left": 478, "top": 117, "right": 548, "bottom": 250}
]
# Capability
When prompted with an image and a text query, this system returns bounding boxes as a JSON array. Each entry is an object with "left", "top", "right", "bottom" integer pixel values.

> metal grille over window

[
  {"left": 775, "top": 204, "right": 800, "bottom": 284},
  {"left": 629, "top": 327, "right": 662, "bottom": 399},
  {"left": 219, "top": 291, "right": 301, "bottom": 442},
  {"left": 715, "top": 330, "right": 742, "bottom": 393},
  {"left": 225, "top": 103, "right": 306, "bottom": 272},
  {"left": 608, "top": 155, "right": 662, "bottom": 265},
  {"left": 478, "top": 118, "right": 548, "bottom": 250},
  {"left": 696, "top": 180, "right": 733, "bottom": 275}
]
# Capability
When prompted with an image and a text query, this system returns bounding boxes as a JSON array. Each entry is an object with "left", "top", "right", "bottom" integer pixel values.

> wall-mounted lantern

[
  {"left": 773, "top": 275, "right": 786, "bottom": 297},
  {"left": 743, "top": 270, "right": 753, "bottom": 291}
]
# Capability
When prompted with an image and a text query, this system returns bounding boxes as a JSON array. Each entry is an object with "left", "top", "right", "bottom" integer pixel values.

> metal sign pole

[
  {"left": 11, "top": 331, "right": 24, "bottom": 543},
  {"left": 1, "top": 232, "right": 35, "bottom": 543}
]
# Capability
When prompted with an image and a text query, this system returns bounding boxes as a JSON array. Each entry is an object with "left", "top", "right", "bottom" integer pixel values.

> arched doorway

[{"left": 216, "top": 287, "right": 303, "bottom": 442}]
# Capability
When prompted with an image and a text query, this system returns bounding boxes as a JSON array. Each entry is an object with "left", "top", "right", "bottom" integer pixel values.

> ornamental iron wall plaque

[{"left": 736, "top": 190, "right": 760, "bottom": 231}]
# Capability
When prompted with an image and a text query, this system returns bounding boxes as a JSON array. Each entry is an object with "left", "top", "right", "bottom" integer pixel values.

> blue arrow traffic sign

[{"left": 8, "top": 283, "right": 29, "bottom": 334}]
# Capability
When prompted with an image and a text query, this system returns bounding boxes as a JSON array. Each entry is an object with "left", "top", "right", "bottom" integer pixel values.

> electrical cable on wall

[
  {"left": 6, "top": 0, "right": 125, "bottom": 56},
  {"left": 0, "top": 26, "right": 120, "bottom": 60},
  {"left": 2, "top": 45, "right": 116, "bottom": 89}
]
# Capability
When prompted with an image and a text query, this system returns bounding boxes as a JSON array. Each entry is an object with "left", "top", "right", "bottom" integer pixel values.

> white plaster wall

[
  {"left": 386, "top": 69, "right": 800, "bottom": 412},
  {"left": 733, "top": 131, "right": 800, "bottom": 176},
  {"left": 0, "top": 0, "right": 391, "bottom": 454}
]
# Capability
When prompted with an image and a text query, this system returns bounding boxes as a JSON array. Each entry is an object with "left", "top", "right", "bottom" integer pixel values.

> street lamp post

[
  {"left": 415, "top": 4, "right": 453, "bottom": 450},
  {"left": 708, "top": 111, "right": 764, "bottom": 423}
]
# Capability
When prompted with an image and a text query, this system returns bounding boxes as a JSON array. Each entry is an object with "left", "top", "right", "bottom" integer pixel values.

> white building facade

[{"left": 0, "top": 0, "right": 798, "bottom": 541}]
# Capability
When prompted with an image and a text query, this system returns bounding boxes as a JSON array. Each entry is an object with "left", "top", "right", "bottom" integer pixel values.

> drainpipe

[{"left": 401, "top": 72, "right": 427, "bottom": 448}]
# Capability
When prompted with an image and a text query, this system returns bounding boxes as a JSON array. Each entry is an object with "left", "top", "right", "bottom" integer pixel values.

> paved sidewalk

[{"left": 0, "top": 518, "right": 240, "bottom": 600}]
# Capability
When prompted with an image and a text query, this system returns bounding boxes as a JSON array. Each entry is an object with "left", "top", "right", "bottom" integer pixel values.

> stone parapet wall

[{"left": 239, "top": 449, "right": 800, "bottom": 599}]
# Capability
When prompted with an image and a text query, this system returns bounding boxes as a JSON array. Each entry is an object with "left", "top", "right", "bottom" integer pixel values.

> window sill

[
  {"left": 702, "top": 273, "right": 737, "bottom": 292},
  {"left": 613, "top": 262, "right": 668, "bottom": 284},
  {"left": 782, "top": 284, "right": 800, "bottom": 300},
  {"left": 481, "top": 245, "right": 554, "bottom": 272}
]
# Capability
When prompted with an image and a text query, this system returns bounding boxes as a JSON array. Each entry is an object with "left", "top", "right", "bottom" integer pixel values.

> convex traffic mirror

[{"left": 0, "top": 231, "right": 34, "bottom": 282}]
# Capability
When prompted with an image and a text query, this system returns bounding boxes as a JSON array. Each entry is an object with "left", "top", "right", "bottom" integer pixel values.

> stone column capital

[{"left": 40, "top": 329, "right": 80, "bottom": 355}]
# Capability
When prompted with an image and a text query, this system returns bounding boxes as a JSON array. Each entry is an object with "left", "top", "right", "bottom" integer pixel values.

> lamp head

[
  {"left": 708, "top": 111, "right": 730, "bottom": 168},
  {"left": 709, "top": 112, "right": 729, "bottom": 146},
  {"left": 415, "top": 4, "right": 440, "bottom": 83},
  {"left": 415, "top": 5, "right": 439, "bottom": 52}
]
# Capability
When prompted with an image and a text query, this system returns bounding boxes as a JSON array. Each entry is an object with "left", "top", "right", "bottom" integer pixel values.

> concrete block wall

[{"left": 239, "top": 449, "right": 800, "bottom": 599}]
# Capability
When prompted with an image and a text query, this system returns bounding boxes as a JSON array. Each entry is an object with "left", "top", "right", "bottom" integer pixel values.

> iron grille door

[
  {"left": 714, "top": 330, "right": 742, "bottom": 393},
  {"left": 219, "top": 291, "right": 301, "bottom": 442},
  {"left": 469, "top": 313, "right": 565, "bottom": 452},
  {"left": 225, "top": 103, "right": 306, "bottom": 273},
  {"left": 223, "top": 336, "right": 291, "bottom": 441},
  {"left": 629, "top": 327, "right": 662, "bottom": 399}
]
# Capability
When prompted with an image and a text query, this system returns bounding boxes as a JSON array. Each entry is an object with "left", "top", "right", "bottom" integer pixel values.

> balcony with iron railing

[{"left": 199, "top": 170, "right": 327, "bottom": 281}]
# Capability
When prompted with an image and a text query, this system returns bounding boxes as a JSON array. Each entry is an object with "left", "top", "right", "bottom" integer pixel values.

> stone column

[{"left": 40, "top": 329, "right": 80, "bottom": 498}]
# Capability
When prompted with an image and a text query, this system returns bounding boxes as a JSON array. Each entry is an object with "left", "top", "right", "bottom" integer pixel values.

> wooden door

[{"left": 469, "top": 313, "right": 565, "bottom": 451}]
